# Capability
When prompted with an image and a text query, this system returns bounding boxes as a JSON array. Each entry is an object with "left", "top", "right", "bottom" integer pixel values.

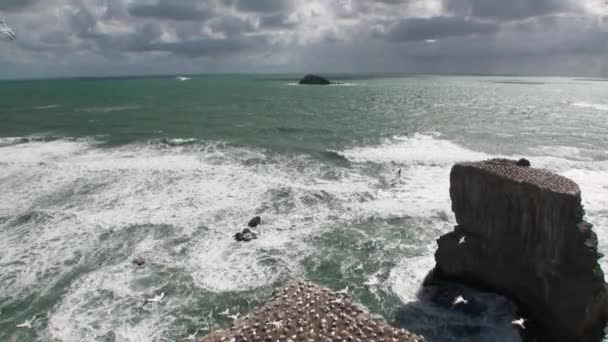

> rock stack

[
  {"left": 199, "top": 281, "right": 425, "bottom": 342},
  {"left": 428, "top": 158, "right": 608, "bottom": 341}
]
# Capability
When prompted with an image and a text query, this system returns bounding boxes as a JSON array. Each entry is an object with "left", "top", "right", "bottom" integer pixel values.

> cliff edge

[
  {"left": 199, "top": 281, "right": 425, "bottom": 342},
  {"left": 428, "top": 158, "right": 608, "bottom": 341}
]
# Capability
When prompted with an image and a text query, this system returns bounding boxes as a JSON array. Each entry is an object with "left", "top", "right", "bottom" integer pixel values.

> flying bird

[
  {"left": 0, "top": 20, "right": 16, "bottom": 41},
  {"left": 143, "top": 292, "right": 165, "bottom": 306},
  {"left": 181, "top": 333, "right": 197, "bottom": 341},
  {"left": 452, "top": 295, "right": 468, "bottom": 306},
  {"left": 227, "top": 312, "right": 240, "bottom": 321},
  {"left": 512, "top": 318, "right": 526, "bottom": 329},
  {"left": 458, "top": 236, "right": 466, "bottom": 245},
  {"left": 336, "top": 286, "right": 349, "bottom": 295},
  {"left": 16, "top": 315, "right": 38, "bottom": 329}
]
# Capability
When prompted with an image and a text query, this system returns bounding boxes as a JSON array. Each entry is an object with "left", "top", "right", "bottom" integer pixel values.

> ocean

[{"left": 1, "top": 75, "right": 607, "bottom": 342}]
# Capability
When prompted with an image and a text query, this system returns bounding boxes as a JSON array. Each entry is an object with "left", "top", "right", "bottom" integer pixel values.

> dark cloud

[
  {"left": 129, "top": 0, "right": 214, "bottom": 21},
  {"left": 444, "top": 0, "right": 581, "bottom": 20},
  {"left": 226, "top": 0, "right": 294, "bottom": 13},
  {"left": 0, "top": 0, "right": 37, "bottom": 12},
  {"left": 259, "top": 14, "right": 297, "bottom": 30},
  {"left": 379, "top": 16, "right": 500, "bottom": 42}
]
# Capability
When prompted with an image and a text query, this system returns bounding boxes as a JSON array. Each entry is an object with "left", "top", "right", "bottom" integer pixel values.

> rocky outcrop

[
  {"left": 298, "top": 74, "right": 332, "bottom": 85},
  {"left": 428, "top": 158, "right": 608, "bottom": 341},
  {"left": 199, "top": 281, "right": 426, "bottom": 342}
]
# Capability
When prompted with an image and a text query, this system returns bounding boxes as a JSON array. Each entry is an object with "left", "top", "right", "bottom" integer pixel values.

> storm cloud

[{"left": 0, "top": 0, "right": 606, "bottom": 78}]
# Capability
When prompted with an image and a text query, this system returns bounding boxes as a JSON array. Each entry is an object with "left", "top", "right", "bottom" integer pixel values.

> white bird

[
  {"left": 452, "top": 295, "right": 468, "bottom": 306},
  {"left": 0, "top": 20, "right": 16, "bottom": 41},
  {"left": 336, "top": 286, "right": 349, "bottom": 295},
  {"left": 181, "top": 333, "right": 197, "bottom": 341},
  {"left": 227, "top": 312, "right": 240, "bottom": 321},
  {"left": 268, "top": 320, "right": 283, "bottom": 329},
  {"left": 16, "top": 315, "right": 38, "bottom": 329},
  {"left": 512, "top": 318, "right": 526, "bottom": 329},
  {"left": 144, "top": 292, "right": 165, "bottom": 305},
  {"left": 176, "top": 76, "right": 191, "bottom": 81},
  {"left": 458, "top": 236, "right": 466, "bottom": 245},
  {"left": 219, "top": 308, "right": 230, "bottom": 316}
]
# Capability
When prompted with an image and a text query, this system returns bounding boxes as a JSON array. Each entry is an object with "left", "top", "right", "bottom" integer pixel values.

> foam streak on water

[{"left": 1, "top": 134, "right": 608, "bottom": 342}]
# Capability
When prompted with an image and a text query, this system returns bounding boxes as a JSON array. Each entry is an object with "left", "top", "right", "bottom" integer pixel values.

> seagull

[
  {"left": 268, "top": 320, "right": 283, "bottom": 329},
  {"left": 219, "top": 308, "right": 230, "bottom": 316},
  {"left": 0, "top": 20, "right": 16, "bottom": 41},
  {"left": 176, "top": 76, "right": 191, "bottom": 81},
  {"left": 452, "top": 295, "right": 468, "bottom": 306},
  {"left": 181, "top": 333, "right": 197, "bottom": 341},
  {"left": 458, "top": 236, "right": 466, "bottom": 245},
  {"left": 425, "top": 39, "right": 437, "bottom": 43},
  {"left": 336, "top": 286, "right": 349, "bottom": 295},
  {"left": 512, "top": 318, "right": 526, "bottom": 329},
  {"left": 16, "top": 315, "right": 38, "bottom": 329},
  {"left": 227, "top": 312, "right": 240, "bottom": 321},
  {"left": 143, "top": 292, "right": 165, "bottom": 306}
]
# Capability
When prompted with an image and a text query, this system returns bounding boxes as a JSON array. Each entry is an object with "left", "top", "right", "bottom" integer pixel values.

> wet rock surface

[
  {"left": 199, "top": 281, "right": 426, "bottom": 342},
  {"left": 429, "top": 158, "right": 608, "bottom": 341}
]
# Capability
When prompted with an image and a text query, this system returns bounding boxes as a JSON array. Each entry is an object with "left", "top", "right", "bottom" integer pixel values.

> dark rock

[
  {"left": 515, "top": 158, "right": 531, "bottom": 167},
  {"left": 234, "top": 228, "right": 258, "bottom": 242},
  {"left": 428, "top": 158, "right": 608, "bottom": 341},
  {"left": 248, "top": 216, "right": 261, "bottom": 228},
  {"left": 298, "top": 74, "right": 332, "bottom": 85},
  {"left": 133, "top": 257, "right": 145, "bottom": 267}
]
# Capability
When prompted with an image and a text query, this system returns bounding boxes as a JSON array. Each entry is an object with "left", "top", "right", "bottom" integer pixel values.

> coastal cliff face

[{"left": 430, "top": 158, "right": 608, "bottom": 341}]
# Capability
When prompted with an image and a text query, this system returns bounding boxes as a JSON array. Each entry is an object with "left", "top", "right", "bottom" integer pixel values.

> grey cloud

[
  {"left": 129, "top": 0, "right": 214, "bottom": 21},
  {"left": 379, "top": 16, "right": 500, "bottom": 42},
  {"left": 0, "top": 0, "right": 37, "bottom": 12},
  {"left": 128, "top": 35, "right": 269, "bottom": 57},
  {"left": 226, "top": 0, "right": 293, "bottom": 13},
  {"left": 259, "top": 13, "right": 296, "bottom": 30},
  {"left": 444, "top": 0, "right": 581, "bottom": 20}
]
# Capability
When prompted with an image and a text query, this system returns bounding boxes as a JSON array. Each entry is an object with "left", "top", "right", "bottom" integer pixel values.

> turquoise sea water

[{"left": 1, "top": 75, "right": 607, "bottom": 341}]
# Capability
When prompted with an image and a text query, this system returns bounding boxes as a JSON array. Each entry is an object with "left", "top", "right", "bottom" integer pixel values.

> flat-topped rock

[
  {"left": 199, "top": 281, "right": 425, "bottom": 342},
  {"left": 456, "top": 158, "right": 579, "bottom": 194},
  {"left": 429, "top": 158, "right": 608, "bottom": 341}
]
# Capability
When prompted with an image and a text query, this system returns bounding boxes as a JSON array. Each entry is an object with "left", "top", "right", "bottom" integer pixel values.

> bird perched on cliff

[
  {"left": 512, "top": 318, "right": 526, "bottom": 329},
  {"left": 452, "top": 295, "right": 468, "bottom": 306},
  {"left": 0, "top": 20, "right": 16, "bottom": 41}
]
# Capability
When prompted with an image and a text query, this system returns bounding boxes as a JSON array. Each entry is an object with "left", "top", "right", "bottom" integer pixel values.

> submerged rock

[
  {"left": 199, "top": 281, "right": 426, "bottom": 342},
  {"left": 298, "top": 74, "right": 332, "bottom": 85},
  {"left": 427, "top": 158, "right": 608, "bottom": 341}
]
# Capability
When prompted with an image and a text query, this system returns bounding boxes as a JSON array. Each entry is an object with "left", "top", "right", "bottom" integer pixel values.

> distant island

[{"left": 298, "top": 74, "right": 332, "bottom": 85}]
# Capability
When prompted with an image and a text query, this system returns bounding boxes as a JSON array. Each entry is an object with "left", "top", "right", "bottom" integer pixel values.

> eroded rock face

[{"left": 429, "top": 158, "right": 608, "bottom": 341}]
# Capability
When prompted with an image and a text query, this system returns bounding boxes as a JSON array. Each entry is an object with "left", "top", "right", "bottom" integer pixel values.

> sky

[{"left": 0, "top": 0, "right": 607, "bottom": 78}]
